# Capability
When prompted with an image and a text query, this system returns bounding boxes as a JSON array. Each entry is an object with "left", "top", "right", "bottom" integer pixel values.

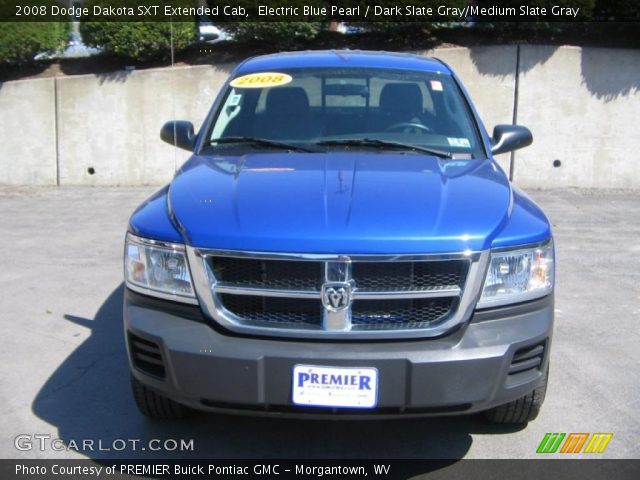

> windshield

[{"left": 204, "top": 67, "right": 485, "bottom": 158}]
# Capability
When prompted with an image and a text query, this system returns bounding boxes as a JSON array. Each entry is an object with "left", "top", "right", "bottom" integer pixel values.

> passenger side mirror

[
  {"left": 160, "top": 120, "right": 195, "bottom": 151},
  {"left": 491, "top": 125, "right": 533, "bottom": 155}
]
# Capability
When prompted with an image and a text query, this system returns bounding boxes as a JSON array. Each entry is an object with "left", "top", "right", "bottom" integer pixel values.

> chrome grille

[
  {"left": 220, "top": 294, "right": 320, "bottom": 328},
  {"left": 352, "top": 298, "right": 456, "bottom": 330},
  {"left": 352, "top": 261, "right": 466, "bottom": 291},
  {"left": 212, "top": 257, "right": 322, "bottom": 290},
  {"left": 208, "top": 256, "right": 467, "bottom": 292},
  {"left": 201, "top": 255, "right": 478, "bottom": 336}
]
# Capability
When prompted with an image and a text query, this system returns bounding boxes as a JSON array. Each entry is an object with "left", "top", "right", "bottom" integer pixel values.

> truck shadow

[{"left": 31, "top": 284, "right": 524, "bottom": 461}]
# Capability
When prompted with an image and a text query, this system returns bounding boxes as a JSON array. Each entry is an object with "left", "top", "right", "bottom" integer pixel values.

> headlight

[
  {"left": 477, "top": 240, "right": 554, "bottom": 309},
  {"left": 124, "top": 233, "right": 196, "bottom": 304}
]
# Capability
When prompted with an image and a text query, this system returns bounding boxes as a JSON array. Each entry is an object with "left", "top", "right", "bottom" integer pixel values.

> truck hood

[{"left": 168, "top": 153, "right": 512, "bottom": 254}]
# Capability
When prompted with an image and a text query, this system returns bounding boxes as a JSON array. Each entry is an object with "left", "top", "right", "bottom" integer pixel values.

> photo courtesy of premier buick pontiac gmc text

[{"left": 123, "top": 50, "right": 555, "bottom": 424}]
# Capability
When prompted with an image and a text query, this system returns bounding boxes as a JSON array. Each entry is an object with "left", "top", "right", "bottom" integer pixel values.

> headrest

[
  {"left": 265, "top": 87, "right": 310, "bottom": 114},
  {"left": 379, "top": 83, "right": 423, "bottom": 115}
]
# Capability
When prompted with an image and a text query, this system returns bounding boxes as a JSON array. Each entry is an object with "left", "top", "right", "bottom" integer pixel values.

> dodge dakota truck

[{"left": 124, "top": 50, "right": 554, "bottom": 424}]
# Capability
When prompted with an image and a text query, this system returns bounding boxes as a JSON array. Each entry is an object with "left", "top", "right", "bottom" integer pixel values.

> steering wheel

[{"left": 385, "top": 122, "right": 431, "bottom": 133}]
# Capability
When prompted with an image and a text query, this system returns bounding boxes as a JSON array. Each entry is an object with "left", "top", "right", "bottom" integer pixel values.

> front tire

[
  {"left": 130, "top": 375, "right": 192, "bottom": 420},
  {"left": 483, "top": 368, "right": 548, "bottom": 424}
]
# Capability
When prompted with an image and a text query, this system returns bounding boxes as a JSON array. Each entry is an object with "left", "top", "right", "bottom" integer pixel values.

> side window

[
  {"left": 439, "top": 84, "right": 475, "bottom": 139},
  {"left": 422, "top": 83, "right": 435, "bottom": 115},
  {"left": 369, "top": 78, "right": 384, "bottom": 108},
  {"left": 210, "top": 89, "right": 245, "bottom": 139},
  {"left": 255, "top": 89, "right": 267, "bottom": 114}
]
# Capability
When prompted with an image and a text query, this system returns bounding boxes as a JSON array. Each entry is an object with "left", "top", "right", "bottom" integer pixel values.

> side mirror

[
  {"left": 491, "top": 125, "right": 533, "bottom": 155},
  {"left": 160, "top": 120, "right": 195, "bottom": 151}
]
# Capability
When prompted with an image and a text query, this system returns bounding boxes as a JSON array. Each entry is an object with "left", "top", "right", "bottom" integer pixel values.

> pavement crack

[{"left": 35, "top": 359, "right": 100, "bottom": 402}]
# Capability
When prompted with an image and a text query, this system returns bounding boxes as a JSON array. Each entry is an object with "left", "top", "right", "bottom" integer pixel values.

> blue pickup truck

[{"left": 124, "top": 50, "right": 554, "bottom": 424}]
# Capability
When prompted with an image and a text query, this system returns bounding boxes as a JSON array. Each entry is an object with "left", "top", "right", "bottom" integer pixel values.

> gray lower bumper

[{"left": 124, "top": 293, "right": 553, "bottom": 417}]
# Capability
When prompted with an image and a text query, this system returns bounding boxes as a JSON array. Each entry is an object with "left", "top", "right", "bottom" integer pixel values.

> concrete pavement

[{"left": 0, "top": 186, "right": 638, "bottom": 459}]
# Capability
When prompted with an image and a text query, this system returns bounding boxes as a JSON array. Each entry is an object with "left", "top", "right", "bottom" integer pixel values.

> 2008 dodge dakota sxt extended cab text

[{"left": 124, "top": 51, "right": 554, "bottom": 424}]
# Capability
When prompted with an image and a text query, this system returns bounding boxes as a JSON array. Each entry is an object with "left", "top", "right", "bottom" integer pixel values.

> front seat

[
  {"left": 377, "top": 82, "right": 424, "bottom": 130},
  {"left": 255, "top": 87, "right": 316, "bottom": 141}
]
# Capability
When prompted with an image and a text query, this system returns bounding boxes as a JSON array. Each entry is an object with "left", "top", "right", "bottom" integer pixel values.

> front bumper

[{"left": 124, "top": 290, "right": 553, "bottom": 418}]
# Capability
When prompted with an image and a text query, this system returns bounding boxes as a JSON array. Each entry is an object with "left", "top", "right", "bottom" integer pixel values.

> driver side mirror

[
  {"left": 160, "top": 120, "right": 195, "bottom": 151},
  {"left": 491, "top": 125, "right": 533, "bottom": 156}
]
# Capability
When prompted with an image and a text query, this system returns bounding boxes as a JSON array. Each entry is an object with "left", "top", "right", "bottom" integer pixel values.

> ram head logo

[{"left": 321, "top": 282, "right": 352, "bottom": 312}]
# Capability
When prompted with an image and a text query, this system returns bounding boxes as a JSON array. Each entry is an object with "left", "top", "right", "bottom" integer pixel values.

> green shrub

[
  {"left": 222, "top": 22, "right": 321, "bottom": 47},
  {"left": 476, "top": 0, "right": 595, "bottom": 19},
  {"left": 80, "top": 0, "right": 197, "bottom": 62},
  {"left": 347, "top": 0, "right": 468, "bottom": 37},
  {"left": 594, "top": 0, "right": 639, "bottom": 20},
  {"left": 472, "top": 0, "right": 596, "bottom": 38},
  {"left": 0, "top": 0, "right": 70, "bottom": 66},
  {"left": 206, "top": 0, "right": 324, "bottom": 47}
]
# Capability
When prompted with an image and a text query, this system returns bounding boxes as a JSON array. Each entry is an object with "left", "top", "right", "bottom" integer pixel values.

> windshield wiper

[
  {"left": 209, "top": 136, "right": 317, "bottom": 153},
  {"left": 315, "top": 138, "right": 452, "bottom": 159}
]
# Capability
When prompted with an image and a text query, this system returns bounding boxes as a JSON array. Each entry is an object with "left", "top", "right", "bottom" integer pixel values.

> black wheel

[
  {"left": 483, "top": 368, "right": 548, "bottom": 424},
  {"left": 130, "top": 375, "right": 193, "bottom": 420}
]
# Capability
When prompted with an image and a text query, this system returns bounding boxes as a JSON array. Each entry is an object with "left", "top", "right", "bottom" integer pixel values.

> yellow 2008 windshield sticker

[{"left": 230, "top": 72, "right": 292, "bottom": 89}]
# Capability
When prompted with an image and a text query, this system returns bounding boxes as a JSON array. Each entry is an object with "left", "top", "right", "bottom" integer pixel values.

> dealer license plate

[{"left": 292, "top": 365, "right": 378, "bottom": 409}]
